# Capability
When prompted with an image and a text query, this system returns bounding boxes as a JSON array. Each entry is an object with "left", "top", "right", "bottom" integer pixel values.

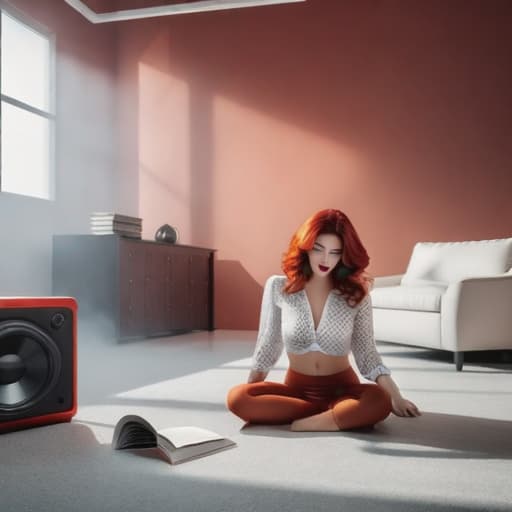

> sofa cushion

[
  {"left": 401, "top": 238, "right": 512, "bottom": 286},
  {"left": 371, "top": 285, "right": 447, "bottom": 312}
]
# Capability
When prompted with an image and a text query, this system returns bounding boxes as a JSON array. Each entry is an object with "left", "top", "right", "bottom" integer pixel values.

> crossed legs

[
  {"left": 227, "top": 369, "right": 392, "bottom": 431},
  {"left": 227, "top": 381, "right": 324, "bottom": 425},
  {"left": 291, "top": 383, "right": 392, "bottom": 431}
]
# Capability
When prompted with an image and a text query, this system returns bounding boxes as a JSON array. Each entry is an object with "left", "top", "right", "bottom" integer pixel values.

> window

[{"left": 0, "top": 5, "right": 55, "bottom": 200}]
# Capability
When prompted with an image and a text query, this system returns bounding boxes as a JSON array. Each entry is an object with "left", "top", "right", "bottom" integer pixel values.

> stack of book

[{"left": 90, "top": 212, "right": 142, "bottom": 239}]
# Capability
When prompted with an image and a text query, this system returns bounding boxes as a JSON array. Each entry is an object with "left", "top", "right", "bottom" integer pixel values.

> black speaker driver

[{"left": 0, "top": 320, "right": 62, "bottom": 413}]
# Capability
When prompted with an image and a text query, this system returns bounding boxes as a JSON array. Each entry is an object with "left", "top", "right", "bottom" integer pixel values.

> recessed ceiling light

[{"left": 64, "top": 0, "right": 307, "bottom": 23}]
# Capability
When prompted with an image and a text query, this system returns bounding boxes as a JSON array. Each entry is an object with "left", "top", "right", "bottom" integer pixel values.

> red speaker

[{"left": 0, "top": 297, "right": 77, "bottom": 433}]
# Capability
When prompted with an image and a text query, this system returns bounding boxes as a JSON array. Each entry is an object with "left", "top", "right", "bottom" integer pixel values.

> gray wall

[{"left": 0, "top": 0, "right": 130, "bottom": 296}]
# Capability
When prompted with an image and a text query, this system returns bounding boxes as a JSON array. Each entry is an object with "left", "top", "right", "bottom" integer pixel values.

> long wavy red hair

[{"left": 281, "top": 209, "right": 373, "bottom": 306}]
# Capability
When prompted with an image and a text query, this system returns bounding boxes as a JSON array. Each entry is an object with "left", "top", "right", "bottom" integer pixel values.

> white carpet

[{"left": 1, "top": 329, "right": 511, "bottom": 512}]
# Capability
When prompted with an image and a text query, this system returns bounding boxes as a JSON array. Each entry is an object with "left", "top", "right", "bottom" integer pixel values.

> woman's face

[{"left": 307, "top": 233, "right": 343, "bottom": 279}]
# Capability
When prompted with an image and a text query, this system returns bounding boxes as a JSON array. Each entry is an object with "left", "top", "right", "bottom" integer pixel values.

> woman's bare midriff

[{"left": 287, "top": 351, "right": 351, "bottom": 376}]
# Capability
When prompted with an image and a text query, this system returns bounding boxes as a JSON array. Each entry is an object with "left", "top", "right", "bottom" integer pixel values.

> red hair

[{"left": 281, "top": 209, "right": 373, "bottom": 306}]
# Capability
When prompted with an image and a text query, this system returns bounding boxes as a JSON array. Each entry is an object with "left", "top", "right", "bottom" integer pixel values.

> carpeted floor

[{"left": 2, "top": 328, "right": 512, "bottom": 512}]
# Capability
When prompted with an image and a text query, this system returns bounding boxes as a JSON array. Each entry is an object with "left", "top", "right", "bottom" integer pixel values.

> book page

[{"left": 158, "top": 426, "right": 224, "bottom": 448}]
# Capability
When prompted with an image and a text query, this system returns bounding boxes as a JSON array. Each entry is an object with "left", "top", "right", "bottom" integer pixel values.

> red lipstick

[{"left": 319, "top": 265, "right": 329, "bottom": 272}]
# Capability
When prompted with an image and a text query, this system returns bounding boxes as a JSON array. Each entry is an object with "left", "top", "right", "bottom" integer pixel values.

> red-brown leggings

[{"left": 227, "top": 367, "right": 392, "bottom": 430}]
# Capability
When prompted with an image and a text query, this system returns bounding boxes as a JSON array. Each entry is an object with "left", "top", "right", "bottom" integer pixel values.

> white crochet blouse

[{"left": 251, "top": 275, "right": 391, "bottom": 382}]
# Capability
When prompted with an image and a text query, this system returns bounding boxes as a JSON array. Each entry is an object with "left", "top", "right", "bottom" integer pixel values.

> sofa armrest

[
  {"left": 372, "top": 274, "right": 404, "bottom": 288},
  {"left": 441, "top": 274, "right": 512, "bottom": 351}
]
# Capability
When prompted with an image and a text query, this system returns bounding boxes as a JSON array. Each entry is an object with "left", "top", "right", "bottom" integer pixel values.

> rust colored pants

[{"left": 227, "top": 367, "right": 392, "bottom": 430}]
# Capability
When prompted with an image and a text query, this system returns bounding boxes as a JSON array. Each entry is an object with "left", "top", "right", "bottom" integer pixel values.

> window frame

[{"left": 0, "top": 1, "right": 56, "bottom": 201}]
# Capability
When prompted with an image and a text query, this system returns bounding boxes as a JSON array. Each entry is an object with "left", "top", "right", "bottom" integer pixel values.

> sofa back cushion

[{"left": 401, "top": 238, "right": 512, "bottom": 286}]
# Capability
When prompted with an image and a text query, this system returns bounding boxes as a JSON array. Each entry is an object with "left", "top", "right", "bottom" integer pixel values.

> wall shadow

[{"left": 214, "top": 259, "right": 263, "bottom": 329}]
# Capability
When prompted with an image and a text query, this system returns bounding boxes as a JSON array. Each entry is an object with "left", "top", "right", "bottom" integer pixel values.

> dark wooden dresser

[{"left": 52, "top": 235, "right": 215, "bottom": 339}]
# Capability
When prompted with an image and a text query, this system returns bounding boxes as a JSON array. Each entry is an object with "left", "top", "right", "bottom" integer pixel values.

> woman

[{"left": 227, "top": 209, "right": 420, "bottom": 431}]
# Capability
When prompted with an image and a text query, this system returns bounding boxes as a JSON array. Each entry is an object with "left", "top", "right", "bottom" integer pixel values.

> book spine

[
  {"left": 91, "top": 227, "right": 142, "bottom": 234},
  {"left": 91, "top": 221, "right": 142, "bottom": 231},
  {"left": 91, "top": 213, "right": 142, "bottom": 225}
]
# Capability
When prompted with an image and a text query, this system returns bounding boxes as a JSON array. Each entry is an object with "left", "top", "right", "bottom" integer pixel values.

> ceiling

[
  {"left": 81, "top": 1, "right": 206, "bottom": 14},
  {"left": 64, "top": 0, "right": 306, "bottom": 23}
]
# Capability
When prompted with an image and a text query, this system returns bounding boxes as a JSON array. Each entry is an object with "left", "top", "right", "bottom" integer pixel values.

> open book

[{"left": 112, "top": 415, "right": 236, "bottom": 465}]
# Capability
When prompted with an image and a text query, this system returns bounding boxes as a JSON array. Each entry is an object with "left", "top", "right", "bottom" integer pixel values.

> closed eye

[{"left": 313, "top": 246, "right": 342, "bottom": 254}]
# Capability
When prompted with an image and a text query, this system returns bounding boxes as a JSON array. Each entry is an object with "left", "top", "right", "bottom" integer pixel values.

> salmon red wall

[{"left": 115, "top": 0, "right": 511, "bottom": 328}]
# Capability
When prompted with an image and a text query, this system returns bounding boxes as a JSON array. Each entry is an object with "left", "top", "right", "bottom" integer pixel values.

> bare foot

[{"left": 290, "top": 411, "right": 340, "bottom": 431}]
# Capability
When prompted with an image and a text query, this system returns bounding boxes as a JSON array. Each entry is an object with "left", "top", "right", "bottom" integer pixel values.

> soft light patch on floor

[{"left": 114, "top": 368, "right": 241, "bottom": 404}]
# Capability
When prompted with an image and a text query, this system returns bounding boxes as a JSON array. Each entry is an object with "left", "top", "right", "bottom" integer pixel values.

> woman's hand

[
  {"left": 391, "top": 395, "right": 421, "bottom": 417},
  {"left": 375, "top": 375, "right": 421, "bottom": 417}
]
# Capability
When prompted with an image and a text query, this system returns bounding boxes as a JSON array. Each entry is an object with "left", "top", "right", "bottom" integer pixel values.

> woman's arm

[
  {"left": 351, "top": 294, "right": 421, "bottom": 417},
  {"left": 376, "top": 374, "right": 421, "bottom": 417},
  {"left": 350, "top": 295, "right": 392, "bottom": 381},
  {"left": 247, "top": 370, "right": 268, "bottom": 383},
  {"left": 249, "top": 276, "right": 284, "bottom": 380}
]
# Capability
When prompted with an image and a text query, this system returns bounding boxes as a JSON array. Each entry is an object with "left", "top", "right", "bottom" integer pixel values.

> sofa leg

[{"left": 454, "top": 351, "right": 464, "bottom": 371}]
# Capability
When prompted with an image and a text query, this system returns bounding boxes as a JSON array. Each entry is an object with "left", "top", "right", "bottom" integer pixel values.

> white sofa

[{"left": 370, "top": 238, "right": 512, "bottom": 370}]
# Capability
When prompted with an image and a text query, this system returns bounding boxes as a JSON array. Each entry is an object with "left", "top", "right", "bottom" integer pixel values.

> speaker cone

[{"left": 0, "top": 320, "right": 62, "bottom": 413}]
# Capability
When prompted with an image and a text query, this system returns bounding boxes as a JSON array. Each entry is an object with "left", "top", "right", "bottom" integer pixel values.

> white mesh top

[{"left": 251, "top": 275, "right": 391, "bottom": 382}]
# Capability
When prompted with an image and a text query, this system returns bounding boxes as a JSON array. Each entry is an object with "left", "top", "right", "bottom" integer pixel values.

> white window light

[{"left": 0, "top": 6, "right": 55, "bottom": 200}]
